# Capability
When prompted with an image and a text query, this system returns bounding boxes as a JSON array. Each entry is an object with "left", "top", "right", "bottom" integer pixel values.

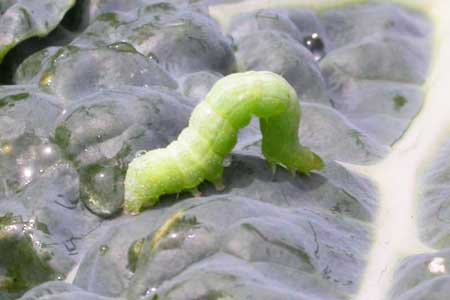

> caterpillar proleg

[{"left": 124, "top": 71, "right": 323, "bottom": 214}]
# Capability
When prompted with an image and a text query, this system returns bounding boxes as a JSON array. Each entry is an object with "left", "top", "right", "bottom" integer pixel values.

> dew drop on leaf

[
  {"left": 303, "top": 33, "right": 325, "bottom": 61},
  {"left": 1, "top": 143, "right": 13, "bottom": 155},
  {"left": 148, "top": 52, "right": 159, "bottom": 63},
  {"left": 99, "top": 244, "right": 109, "bottom": 256},
  {"left": 187, "top": 231, "right": 196, "bottom": 239},
  {"left": 21, "top": 167, "right": 34, "bottom": 184},
  {"left": 39, "top": 72, "right": 54, "bottom": 88},
  {"left": 144, "top": 287, "right": 158, "bottom": 296},
  {"left": 42, "top": 145, "right": 53, "bottom": 156},
  {"left": 56, "top": 274, "right": 65, "bottom": 281},
  {"left": 428, "top": 257, "right": 447, "bottom": 274},
  {"left": 107, "top": 42, "right": 137, "bottom": 53}
]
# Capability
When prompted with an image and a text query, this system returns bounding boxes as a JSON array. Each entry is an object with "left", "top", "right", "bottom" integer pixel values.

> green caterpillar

[{"left": 124, "top": 71, "right": 323, "bottom": 214}]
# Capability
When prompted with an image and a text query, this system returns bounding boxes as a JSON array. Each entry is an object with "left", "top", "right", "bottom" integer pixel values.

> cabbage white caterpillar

[{"left": 124, "top": 71, "right": 323, "bottom": 214}]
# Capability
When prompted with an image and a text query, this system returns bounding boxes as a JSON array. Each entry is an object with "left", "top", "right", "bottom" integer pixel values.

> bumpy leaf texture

[
  {"left": 0, "top": 0, "right": 75, "bottom": 63},
  {"left": 1, "top": 1, "right": 447, "bottom": 300}
]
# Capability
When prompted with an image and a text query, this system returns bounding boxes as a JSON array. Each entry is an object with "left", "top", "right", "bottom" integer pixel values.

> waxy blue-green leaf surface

[
  {"left": 0, "top": 1, "right": 439, "bottom": 300},
  {"left": 0, "top": 0, "right": 75, "bottom": 63},
  {"left": 71, "top": 4, "right": 236, "bottom": 77},
  {"left": 15, "top": 44, "right": 177, "bottom": 101},
  {"left": 418, "top": 139, "right": 450, "bottom": 249}
]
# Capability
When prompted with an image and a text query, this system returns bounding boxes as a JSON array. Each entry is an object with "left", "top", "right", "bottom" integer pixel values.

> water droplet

[
  {"left": 23, "top": 167, "right": 33, "bottom": 179},
  {"left": 170, "top": 233, "right": 178, "bottom": 239},
  {"left": 107, "top": 42, "right": 137, "bottom": 53},
  {"left": 96, "top": 134, "right": 103, "bottom": 141},
  {"left": 303, "top": 33, "right": 325, "bottom": 61},
  {"left": 148, "top": 52, "right": 159, "bottom": 63},
  {"left": 428, "top": 257, "right": 447, "bottom": 274},
  {"left": 165, "top": 21, "right": 184, "bottom": 28},
  {"left": 39, "top": 72, "right": 54, "bottom": 88},
  {"left": 54, "top": 49, "right": 67, "bottom": 63},
  {"left": 144, "top": 287, "right": 158, "bottom": 296},
  {"left": 1, "top": 144, "right": 13, "bottom": 155},
  {"left": 53, "top": 47, "right": 71, "bottom": 64},
  {"left": 135, "top": 150, "right": 147, "bottom": 158},
  {"left": 56, "top": 274, "right": 65, "bottom": 281},
  {"left": 42, "top": 146, "right": 53, "bottom": 155},
  {"left": 22, "top": 218, "right": 37, "bottom": 235},
  {"left": 4, "top": 224, "right": 19, "bottom": 232},
  {"left": 39, "top": 169, "right": 44, "bottom": 174},
  {"left": 99, "top": 244, "right": 109, "bottom": 255}
]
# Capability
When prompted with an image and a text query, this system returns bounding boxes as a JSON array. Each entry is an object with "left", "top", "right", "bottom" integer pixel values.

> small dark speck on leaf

[
  {"left": 393, "top": 95, "right": 407, "bottom": 111},
  {"left": 351, "top": 130, "right": 364, "bottom": 148}
]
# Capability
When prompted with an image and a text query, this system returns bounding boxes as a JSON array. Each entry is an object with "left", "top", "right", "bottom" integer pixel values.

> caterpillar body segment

[{"left": 124, "top": 71, "right": 324, "bottom": 214}]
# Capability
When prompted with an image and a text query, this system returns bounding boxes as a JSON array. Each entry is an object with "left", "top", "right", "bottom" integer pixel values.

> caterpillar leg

[
  {"left": 212, "top": 179, "right": 225, "bottom": 191},
  {"left": 297, "top": 169, "right": 311, "bottom": 177},
  {"left": 267, "top": 161, "right": 277, "bottom": 181},
  {"left": 124, "top": 196, "right": 159, "bottom": 215},
  {"left": 188, "top": 187, "right": 202, "bottom": 198},
  {"left": 270, "top": 162, "right": 277, "bottom": 175},
  {"left": 289, "top": 168, "right": 297, "bottom": 178}
]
